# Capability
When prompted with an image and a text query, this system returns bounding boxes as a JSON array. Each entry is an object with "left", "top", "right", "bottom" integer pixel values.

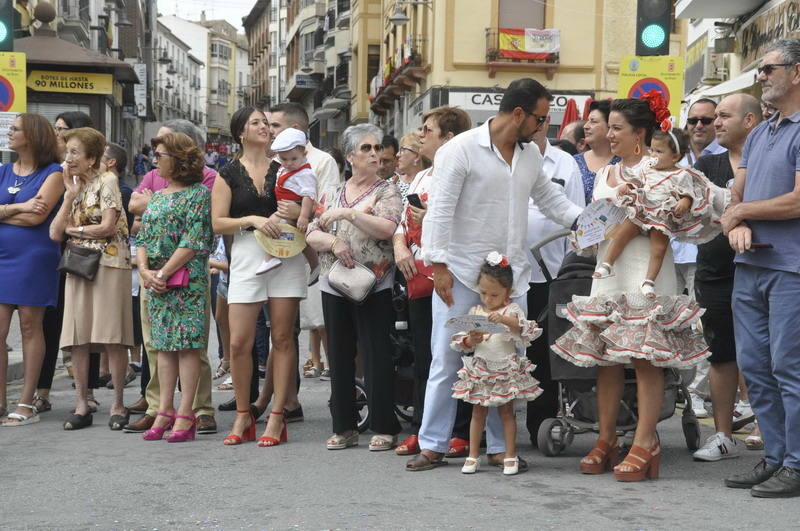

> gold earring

[{"left": 634, "top": 142, "right": 641, "bottom": 155}]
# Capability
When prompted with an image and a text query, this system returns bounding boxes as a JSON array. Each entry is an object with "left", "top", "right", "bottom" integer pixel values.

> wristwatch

[
  {"left": 156, "top": 270, "right": 164, "bottom": 280},
  {"left": 349, "top": 210, "right": 357, "bottom": 222},
  {"left": 78, "top": 226, "right": 84, "bottom": 234}
]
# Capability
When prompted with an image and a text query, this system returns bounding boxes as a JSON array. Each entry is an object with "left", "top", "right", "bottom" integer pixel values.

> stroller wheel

[
  {"left": 354, "top": 379, "right": 370, "bottom": 433},
  {"left": 537, "top": 418, "right": 571, "bottom": 457},
  {"left": 682, "top": 416, "right": 701, "bottom": 451}
]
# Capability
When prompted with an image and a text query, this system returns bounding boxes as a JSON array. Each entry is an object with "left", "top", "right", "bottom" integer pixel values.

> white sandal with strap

[
  {"left": 503, "top": 456, "right": 520, "bottom": 476},
  {"left": 640, "top": 280, "right": 656, "bottom": 299},
  {"left": 461, "top": 456, "right": 480, "bottom": 474},
  {"left": 1, "top": 403, "right": 40, "bottom": 427},
  {"left": 592, "top": 262, "right": 615, "bottom": 279}
]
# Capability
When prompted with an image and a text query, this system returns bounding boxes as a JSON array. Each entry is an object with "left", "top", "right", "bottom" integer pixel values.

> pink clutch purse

[{"left": 166, "top": 267, "right": 190, "bottom": 289}]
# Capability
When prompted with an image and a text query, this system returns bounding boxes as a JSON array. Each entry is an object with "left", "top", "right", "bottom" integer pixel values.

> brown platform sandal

[
  {"left": 613, "top": 443, "right": 661, "bottom": 482},
  {"left": 580, "top": 438, "right": 619, "bottom": 474}
]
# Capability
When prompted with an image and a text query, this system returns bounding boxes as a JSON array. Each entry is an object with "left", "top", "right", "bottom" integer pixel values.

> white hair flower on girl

[{"left": 486, "top": 251, "right": 509, "bottom": 267}]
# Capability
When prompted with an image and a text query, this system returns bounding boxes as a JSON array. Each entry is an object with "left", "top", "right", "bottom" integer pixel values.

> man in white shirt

[
  {"left": 406, "top": 78, "right": 583, "bottom": 471},
  {"left": 524, "top": 116, "right": 585, "bottom": 445}
]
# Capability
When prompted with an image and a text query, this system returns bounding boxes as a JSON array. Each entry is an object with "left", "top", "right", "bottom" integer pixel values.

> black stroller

[{"left": 529, "top": 229, "right": 701, "bottom": 456}]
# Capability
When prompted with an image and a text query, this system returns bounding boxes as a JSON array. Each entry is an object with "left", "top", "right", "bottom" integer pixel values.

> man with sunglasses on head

[
  {"left": 722, "top": 38, "right": 800, "bottom": 498},
  {"left": 405, "top": 78, "right": 583, "bottom": 472},
  {"left": 682, "top": 98, "right": 727, "bottom": 167}
]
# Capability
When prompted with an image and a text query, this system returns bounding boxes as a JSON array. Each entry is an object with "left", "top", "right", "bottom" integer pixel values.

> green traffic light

[
  {"left": 641, "top": 23, "right": 666, "bottom": 49},
  {"left": 0, "top": 22, "right": 7, "bottom": 42}
]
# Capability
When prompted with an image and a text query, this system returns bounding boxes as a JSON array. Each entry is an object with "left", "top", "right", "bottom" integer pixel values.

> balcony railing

[
  {"left": 485, "top": 27, "right": 560, "bottom": 79},
  {"left": 370, "top": 37, "right": 427, "bottom": 115},
  {"left": 335, "top": 62, "right": 349, "bottom": 87}
]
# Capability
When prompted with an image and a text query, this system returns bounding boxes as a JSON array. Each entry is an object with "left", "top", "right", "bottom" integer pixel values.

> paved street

[{"left": 1, "top": 320, "right": 796, "bottom": 530}]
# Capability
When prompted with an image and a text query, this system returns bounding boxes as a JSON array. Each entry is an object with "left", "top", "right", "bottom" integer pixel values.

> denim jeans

[{"left": 733, "top": 264, "right": 800, "bottom": 469}]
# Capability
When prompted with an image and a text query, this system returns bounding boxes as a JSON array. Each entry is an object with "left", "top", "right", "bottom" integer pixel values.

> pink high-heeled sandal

[
  {"left": 166, "top": 414, "right": 197, "bottom": 443},
  {"left": 142, "top": 411, "right": 175, "bottom": 440}
]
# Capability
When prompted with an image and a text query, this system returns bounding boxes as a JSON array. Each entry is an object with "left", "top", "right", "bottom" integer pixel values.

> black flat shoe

[
  {"left": 751, "top": 466, "right": 800, "bottom": 498},
  {"left": 108, "top": 410, "right": 130, "bottom": 431},
  {"left": 218, "top": 397, "right": 237, "bottom": 411},
  {"left": 725, "top": 458, "right": 781, "bottom": 489},
  {"left": 250, "top": 403, "right": 267, "bottom": 422},
  {"left": 64, "top": 413, "right": 93, "bottom": 430},
  {"left": 284, "top": 405, "right": 304, "bottom": 423}
]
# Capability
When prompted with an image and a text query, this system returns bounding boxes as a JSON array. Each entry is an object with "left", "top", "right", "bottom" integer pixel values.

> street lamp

[{"left": 389, "top": 1, "right": 433, "bottom": 26}]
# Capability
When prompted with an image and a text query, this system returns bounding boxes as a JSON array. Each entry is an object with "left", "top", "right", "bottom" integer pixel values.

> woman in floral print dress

[{"left": 137, "top": 132, "right": 214, "bottom": 442}]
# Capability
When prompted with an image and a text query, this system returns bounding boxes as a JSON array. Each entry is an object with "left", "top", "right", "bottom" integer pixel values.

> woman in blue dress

[
  {"left": 574, "top": 100, "right": 621, "bottom": 204},
  {"left": 0, "top": 113, "right": 64, "bottom": 426}
]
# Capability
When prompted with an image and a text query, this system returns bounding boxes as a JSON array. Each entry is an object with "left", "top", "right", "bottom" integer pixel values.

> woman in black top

[{"left": 211, "top": 106, "right": 306, "bottom": 446}]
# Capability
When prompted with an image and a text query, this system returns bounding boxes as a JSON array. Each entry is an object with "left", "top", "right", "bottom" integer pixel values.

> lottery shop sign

[{"left": 27, "top": 71, "right": 113, "bottom": 95}]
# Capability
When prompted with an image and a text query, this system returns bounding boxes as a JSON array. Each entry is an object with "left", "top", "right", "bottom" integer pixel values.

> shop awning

[
  {"left": 15, "top": 32, "right": 139, "bottom": 83},
  {"left": 698, "top": 69, "right": 757, "bottom": 97}
]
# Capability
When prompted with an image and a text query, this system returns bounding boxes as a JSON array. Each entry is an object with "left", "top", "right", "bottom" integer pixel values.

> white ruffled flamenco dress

[
  {"left": 552, "top": 161, "right": 728, "bottom": 369},
  {"left": 451, "top": 303, "right": 543, "bottom": 407}
]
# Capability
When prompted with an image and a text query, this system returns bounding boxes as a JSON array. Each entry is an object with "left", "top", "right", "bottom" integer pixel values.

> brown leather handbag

[{"left": 57, "top": 242, "right": 102, "bottom": 281}]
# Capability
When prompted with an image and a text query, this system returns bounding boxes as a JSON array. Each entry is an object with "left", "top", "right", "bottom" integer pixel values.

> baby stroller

[
  {"left": 353, "top": 276, "right": 415, "bottom": 433},
  {"left": 529, "top": 229, "right": 701, "bottom": 457}
]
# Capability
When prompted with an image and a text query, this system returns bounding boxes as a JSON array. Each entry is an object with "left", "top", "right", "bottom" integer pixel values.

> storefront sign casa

[
  {"left": 617, "top": 56, "right": 684, "bottom": 118},
  {"left": 0, "top": 52, "right": 27, "bottom": 113},
  {"left": 447, "top": 91, "right": 592, "bottom": 114},
  {"left": 738, "top": 0, "right": 800, "bottom": 69},
  {"left": 27, "top": 71, "right": 113, "bottom": 94}
]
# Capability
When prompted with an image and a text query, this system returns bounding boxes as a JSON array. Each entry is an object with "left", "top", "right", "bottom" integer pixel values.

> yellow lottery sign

[
  {"left": 27, "top": 71, "right": 113, "bottom": 94},
  {"left": 617, "top": 56, "right": 684, "bottom": 118}
]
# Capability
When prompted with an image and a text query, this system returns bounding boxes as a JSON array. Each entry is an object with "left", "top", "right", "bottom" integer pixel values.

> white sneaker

[
  {"left": 255, "top": 257, "right": 282, "bottom": 276},
  {"left": 732, "top": 400, "right": 755, "bottom": 431},
  {"left": 693, "top": 432, "right": 740, "bottom": 462},
  {"left": 691, "top": 394, "right": 709, "bottom": 418}
]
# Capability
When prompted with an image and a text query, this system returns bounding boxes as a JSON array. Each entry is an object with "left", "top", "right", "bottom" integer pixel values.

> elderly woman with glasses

[
  {"left": 392, "top": 131, "right": 430, "bottom": 203},
  {"left": 49, "top": 127, "right": 134, "bottom": 431},
  {"left": 306, "top": 124, "right": 403, "bottom": 452}
]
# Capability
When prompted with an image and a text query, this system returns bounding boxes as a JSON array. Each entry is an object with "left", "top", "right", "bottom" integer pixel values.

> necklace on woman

[{"left": 8, "top": 163, "right": 34, "bottom": 195}]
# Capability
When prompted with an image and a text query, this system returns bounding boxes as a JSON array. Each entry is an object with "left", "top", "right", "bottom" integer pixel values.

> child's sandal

[
  {"left": 461, "top": 456, "right": 480, "bottom": 474},
  {"left": 592, "top": 262, "right": 614, "bottom": 279},
  {"left": 503, "top": 456, "right": 519, "bottom": 476},
  {"left": 613, "top": 443, "right": 661, "bottom": 482},
  {"left": 640, "top": 279, "right": 656, "bottom": 299},
  {"left": 580, "top": 438, "right": 619, "bottom": 474}
]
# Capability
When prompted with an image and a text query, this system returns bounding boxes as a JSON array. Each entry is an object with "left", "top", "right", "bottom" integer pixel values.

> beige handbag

[{"left": 327, "top": 259, "right": 377, "bottom": 304}]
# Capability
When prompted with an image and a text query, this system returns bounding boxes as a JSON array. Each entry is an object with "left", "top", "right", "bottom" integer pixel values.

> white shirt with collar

[
  {"left": 680, "top": 139, "right": 727, "bottom": 167},
  {"left": 422, "top": 118, "right": 584, "bottom": 298},
  {"left": 525, "top": 140, "right": 586, "bottom": 283},
  {"left": 305, "top": 142, "right": 342, "bottom": 204}
]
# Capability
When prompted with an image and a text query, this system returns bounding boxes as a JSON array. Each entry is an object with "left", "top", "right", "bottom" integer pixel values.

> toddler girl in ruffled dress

[
  {"left": 592, "top": 127, "right": 720, "bottom": 298},
  {"left": 451, "top": 252, "right": 543, "bottom": 476}
]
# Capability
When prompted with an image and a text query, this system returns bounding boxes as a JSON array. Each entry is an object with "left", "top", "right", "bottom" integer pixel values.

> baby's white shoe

[
  {"left": 461, "top": 456, "right": 480, "bottom": 474},
  {"left": 256, "top": 257, "right": 282, "bottom": 276},
  {"left": 503, "top": 456, "right": 519, "bottom": 476},
  {"left": 592, "top": 262, "right": 614, "bottom": 279}
]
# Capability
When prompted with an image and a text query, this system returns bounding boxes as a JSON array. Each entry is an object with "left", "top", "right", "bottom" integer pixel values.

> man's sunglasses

[
  {"left": 525, "top": 110, "right": 547, "bottom": 126},
  {"left": 359, "top": 143, "right": 385, "bottom": 153},
  {"left": 757, "top": 63, "right": 795, "bottom": 76},
  {"left": 687, "top": 117, "right": 714, "bottom": 126}
]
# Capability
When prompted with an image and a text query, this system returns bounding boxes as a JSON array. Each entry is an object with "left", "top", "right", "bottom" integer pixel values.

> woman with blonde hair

[
  {"left": 136, "top": 132, "right": 214, "bottom": 442},
  {"left": 50, "top": 127, "right": 133, "bottom": 430},
  {"left": 392, "top": 132, "right": 429, "bottom": 201}
]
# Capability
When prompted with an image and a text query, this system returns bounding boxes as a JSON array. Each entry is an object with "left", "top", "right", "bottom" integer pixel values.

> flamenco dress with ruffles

[
  {"left": 451, "top": 303, "right": 543, "bottom": 407},
  {"left": 552, "top": 161, "right": 719, "bottom": 368}
]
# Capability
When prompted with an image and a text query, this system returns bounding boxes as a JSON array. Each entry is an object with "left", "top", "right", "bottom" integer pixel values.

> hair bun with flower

[
  {"left": 486, "top": 251, "right": 509, "bottom": 268},
  {"left": 640, "top": 89, "right": 680, "bottom": 152}
]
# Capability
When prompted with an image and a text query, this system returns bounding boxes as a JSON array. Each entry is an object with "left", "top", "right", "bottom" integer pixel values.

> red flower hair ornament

[
  {"left": 486, "top": 251, "right": 509, "bottom": 268},
  {"left": 640, "top": 89, "right": 672, "bottom": 130}
]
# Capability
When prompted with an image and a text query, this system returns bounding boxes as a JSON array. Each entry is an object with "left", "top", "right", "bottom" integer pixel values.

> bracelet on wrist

[{"left": 330, "top": 236, "right": 340, "bottom": 253}]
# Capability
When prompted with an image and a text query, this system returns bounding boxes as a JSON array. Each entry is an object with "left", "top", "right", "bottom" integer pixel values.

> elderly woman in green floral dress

[{"left": 136, "top": 132, "right": 214, "bottom": 443}]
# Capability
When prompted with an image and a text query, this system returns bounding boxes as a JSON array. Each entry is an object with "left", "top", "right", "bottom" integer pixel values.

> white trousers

[{"left": 417, "top": 277, "right": 527, "bottom": 454}]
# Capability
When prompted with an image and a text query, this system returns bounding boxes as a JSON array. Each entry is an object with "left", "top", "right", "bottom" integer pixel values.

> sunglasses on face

[
  {"left": 359, "top": 143, "right": 385, "bottom": 153},
  {"left": 757, "top": 63, "right": 795, "bottom": 76},
  {"left": 687, "top": 117, "right": 714, "bottom": 126},
  {"left": 525, "top": 110, "right": 547, "bottom": 127}
]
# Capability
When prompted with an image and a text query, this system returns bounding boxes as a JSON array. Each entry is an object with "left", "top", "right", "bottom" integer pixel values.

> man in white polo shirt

[{"left": 406, "top": 78, "right": 583, "bottom": 471}]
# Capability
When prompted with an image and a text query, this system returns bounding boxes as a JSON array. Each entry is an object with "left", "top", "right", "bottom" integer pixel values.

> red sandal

[
  {"left": 580, "top": 438, "right": 620, "bottom": 474},
  {"left": 614, "top": 443, "right": 661, "bottom": 482},
  {"left": 445, "top": 437, "right": 469, "bottom": 458},
  {"left": 258, "top": 411, "right": 288, "bottom": 447},
  {"left": 223, "top": 410, "right": 255, "bottom": 446}
]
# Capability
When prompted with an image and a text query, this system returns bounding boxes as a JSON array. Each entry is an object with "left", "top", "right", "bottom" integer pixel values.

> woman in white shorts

[{"left": 211, "top": 106, "right": 306, "bottom": 447}]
